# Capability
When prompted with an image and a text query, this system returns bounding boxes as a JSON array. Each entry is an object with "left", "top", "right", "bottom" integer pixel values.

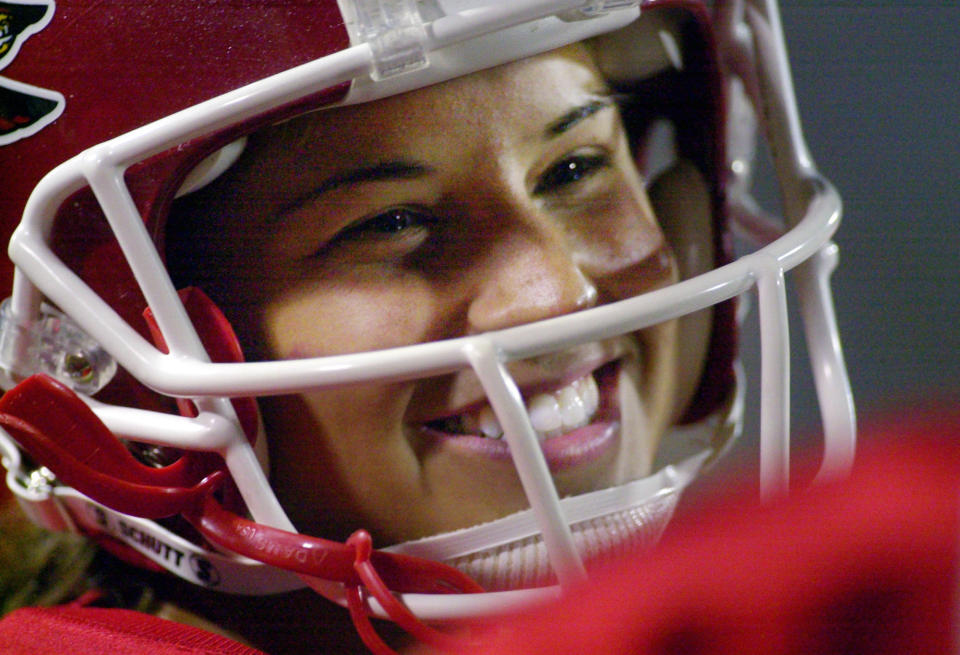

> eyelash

[
  {"left": 533, "top": 151, "right": 610, "bottom": 196},
  {"left": 320, "top": 206, "right": 435, "bottom": 257},
  {"left": 343, "top": 206, "right": 434, "bottom": 237}
]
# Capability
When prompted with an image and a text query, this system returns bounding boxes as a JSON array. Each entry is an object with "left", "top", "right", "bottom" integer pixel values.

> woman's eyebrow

[
  {"left": 278, "top": 159, "right": 433, "bottom": 217},
  {"left": 313, "top": 159, "right": 432, "bottom": 196},
  {"left": 544, "top": 97, "right": 613, "bottom": 138}
]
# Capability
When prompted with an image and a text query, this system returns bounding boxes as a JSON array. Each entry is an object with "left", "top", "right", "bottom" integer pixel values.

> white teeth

[
  {"left": 557, "top": 385, "right": 586, "bottom": 429},
  {"left": 528, "top": 393, "right": 562, "bottom": 438},
  {"left": 532, "top": 373, "right": 600, "bottom": 439},
  {"left": 439, "top": 373, "right": 602, "bottom": 441},
  {"left": 478, "top": 406, "right": 503, "bottom": 439},
  {"left": 580, "top": 374, "right": 599, "bottom": 413}
]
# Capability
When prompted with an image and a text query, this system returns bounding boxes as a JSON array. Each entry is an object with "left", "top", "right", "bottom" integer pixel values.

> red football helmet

[{"left": 0, "top": 0, "right": 854, "bottom": 651}]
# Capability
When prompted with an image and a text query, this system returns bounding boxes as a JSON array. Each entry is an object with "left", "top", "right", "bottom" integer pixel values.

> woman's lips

[{"left": 418, "top": 361, "right": 622, "bottom": 472}]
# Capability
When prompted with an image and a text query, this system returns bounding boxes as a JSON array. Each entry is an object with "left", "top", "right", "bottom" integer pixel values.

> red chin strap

[
  {"left": 194, "top": 496, "right": 482, "bottom": 653},
  {"left": 0, "top": 373, "right": 483, "bottom": 653},
  {"left": 0, "top": 375, "right": 224, "bottom": 518}
]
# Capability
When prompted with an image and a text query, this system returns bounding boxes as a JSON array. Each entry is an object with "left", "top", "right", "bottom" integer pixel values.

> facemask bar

[
  {"left": 465, "top": 340, "right": 588, "bottom": 589},
  {"left": 718, "top": 0, "right": 855, "bottom": 497},
  {"left": 0, "top": 0, "right": 855, "bottom": 624}
]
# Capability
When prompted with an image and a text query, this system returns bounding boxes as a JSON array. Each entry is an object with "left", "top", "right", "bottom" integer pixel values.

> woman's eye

[
  {"left": 313, "top": 206, "right": 437, "bottom": 260},
  {"left": 534, "top": 152, "right": 609, "bottom": 195},
  {"left": 342, "top": 206, "right": 435, "bottom": 239}
]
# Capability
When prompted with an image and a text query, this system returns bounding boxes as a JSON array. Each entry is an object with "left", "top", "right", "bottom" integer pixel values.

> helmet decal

[
  {"left": 0, "top": 77, "right": 63, "bottom": 144},
  {"left": 0, "top": 0, "right": 63, "bottom": 145},
  {"left": 0, "top": 1, "right": 53, "bottom": 64}
]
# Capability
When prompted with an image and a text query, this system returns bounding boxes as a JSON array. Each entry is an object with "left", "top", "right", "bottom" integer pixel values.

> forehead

[{"left": 247, "top": 43, "right": 608, "bottom": 163}]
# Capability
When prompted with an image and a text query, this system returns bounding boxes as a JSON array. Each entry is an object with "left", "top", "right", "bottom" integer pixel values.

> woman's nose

[{"left": 466, "top": 222, "right": 598, "bottom": 334}]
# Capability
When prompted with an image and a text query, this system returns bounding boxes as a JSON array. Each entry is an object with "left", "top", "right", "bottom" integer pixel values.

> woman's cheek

[{"left": 262, "top": 274, "right": 446, "bottom": 358}]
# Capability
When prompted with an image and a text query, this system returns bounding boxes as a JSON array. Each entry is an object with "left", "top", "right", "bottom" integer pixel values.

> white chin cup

[
  {"left": 385, "top": 446, "right": 711, "bottom": 591},
  {"left": 444, "top": 487, "right": 679, "bottom": 590}
]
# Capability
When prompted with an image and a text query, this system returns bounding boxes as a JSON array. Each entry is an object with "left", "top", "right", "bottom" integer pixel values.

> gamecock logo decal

[{"left": 0, "top": 1, "right": 64, "bottom": 145}]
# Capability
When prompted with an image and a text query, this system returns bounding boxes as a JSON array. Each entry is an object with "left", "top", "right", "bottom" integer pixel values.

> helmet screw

[{"left": 63, "top": 352, "right": 94, "bottom": 383}]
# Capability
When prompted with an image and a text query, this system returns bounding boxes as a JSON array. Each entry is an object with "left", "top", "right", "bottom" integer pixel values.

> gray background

[{"left": 711, "top": 2, "right": 959, "bottom": 488}]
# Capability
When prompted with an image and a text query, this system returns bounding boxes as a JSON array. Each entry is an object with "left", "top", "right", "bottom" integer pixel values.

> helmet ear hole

[{"left": 648, "top": 159, "right": 715, "bottom": 424}]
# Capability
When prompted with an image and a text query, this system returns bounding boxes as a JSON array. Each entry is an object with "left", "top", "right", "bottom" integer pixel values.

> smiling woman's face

[{"left": 173, "top": 43, "right": 711, "bottom": 545}]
